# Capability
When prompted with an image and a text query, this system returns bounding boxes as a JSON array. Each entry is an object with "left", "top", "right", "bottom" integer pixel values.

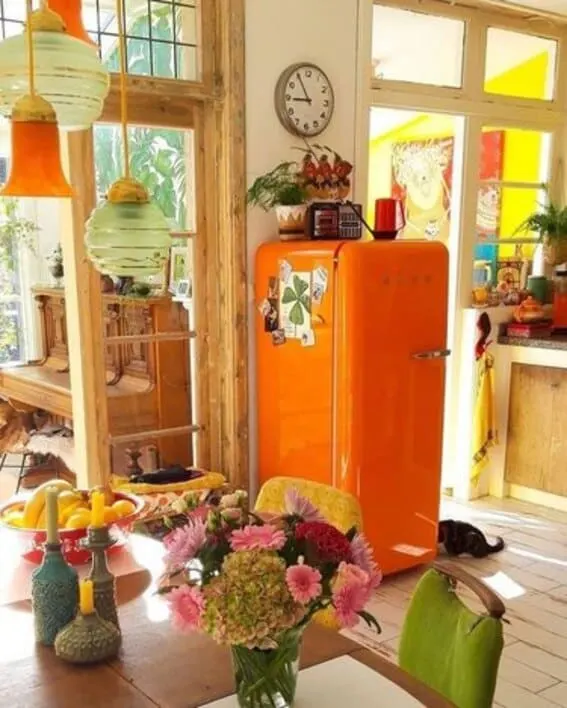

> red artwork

[{"left": 391, "top": 131, "right": 505, "bottom": 240}]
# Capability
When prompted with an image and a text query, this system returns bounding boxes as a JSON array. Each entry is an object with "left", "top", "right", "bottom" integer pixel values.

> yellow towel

[{"left": 471, "top": 352, "right": 497, "bottom": 485}]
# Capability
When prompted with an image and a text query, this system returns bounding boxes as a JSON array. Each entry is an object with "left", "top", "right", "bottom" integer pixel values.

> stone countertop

[{"left": 497, "top": 333, "right": 567, "bottom": 350}]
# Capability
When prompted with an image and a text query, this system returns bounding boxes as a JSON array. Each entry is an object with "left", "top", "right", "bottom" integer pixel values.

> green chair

[{"left": 399, "top": 561, "right": 506, "bottom": 708}]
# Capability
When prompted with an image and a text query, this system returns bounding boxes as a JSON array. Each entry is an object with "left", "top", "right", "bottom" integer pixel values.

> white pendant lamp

[
  {"left": 84, "top": 0, "right": 171, "bottom": 277},
  {"left": 0, "top": 1, "right": 109, "bottom": 131}
]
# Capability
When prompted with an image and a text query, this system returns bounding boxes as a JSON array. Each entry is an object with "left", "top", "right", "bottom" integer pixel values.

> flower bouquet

[
  {"left": 296, "top": 144, "right": 353, "bottom": 201},
  {"left": 161, "top": 489, "right": 381, "bottom": 708}
]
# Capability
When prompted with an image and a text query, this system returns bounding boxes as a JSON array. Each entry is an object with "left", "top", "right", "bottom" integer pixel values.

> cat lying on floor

[{"left": 438, "top": 519, "right": 505, "bottom": 558}]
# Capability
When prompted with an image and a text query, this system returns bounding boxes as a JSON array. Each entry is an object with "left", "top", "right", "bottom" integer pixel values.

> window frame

[{"left": 60, "top": 0, "right": 247, "bottom": 490}]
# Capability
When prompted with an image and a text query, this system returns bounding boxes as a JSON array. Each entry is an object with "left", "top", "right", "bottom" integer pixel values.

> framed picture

[
  {"left": 175, "top": 278, "right": 192, "bottom": 299},
  {"left": 169, "top": 245, "right": 190, "bottom": 293}
]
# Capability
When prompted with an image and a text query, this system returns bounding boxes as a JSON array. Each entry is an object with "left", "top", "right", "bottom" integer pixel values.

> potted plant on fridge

[
  {"left": 247, "top": 162, "right": 308, "bottom": 240},
  {"left": 517, "top": 201, "right": 567, "bottom": 265}
]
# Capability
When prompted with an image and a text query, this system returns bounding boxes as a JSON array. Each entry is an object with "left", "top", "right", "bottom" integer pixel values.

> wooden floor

[{"left": 345, "top": 497, "right": 567, "bottom": 707}]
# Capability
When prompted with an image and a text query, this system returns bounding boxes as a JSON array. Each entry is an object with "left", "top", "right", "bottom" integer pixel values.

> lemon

[
  {"left": 65, "top": 508, "right": 92, "bottom": 530},
  {"left": 59, "top": 500, "right": 85, "bottom": 526},
  {"left": 111, "top": 499, "right": 136, "bottom": 519},
  {"left": 103, "top": 506, "right": 120, "bottom": 524}
]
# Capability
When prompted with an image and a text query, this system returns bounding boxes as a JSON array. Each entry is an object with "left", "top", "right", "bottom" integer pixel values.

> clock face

[{"left": 275, "top": 63, "right": 335, "bottom": 137}]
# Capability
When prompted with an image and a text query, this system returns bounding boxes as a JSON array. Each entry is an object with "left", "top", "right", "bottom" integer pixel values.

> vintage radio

[{"left": 306, "top": 202, "right": 363, "bottom": 240}]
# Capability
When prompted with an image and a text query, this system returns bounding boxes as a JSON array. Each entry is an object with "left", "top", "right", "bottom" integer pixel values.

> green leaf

[
  {"left": 299, "top": 294, "right": 311, "bottom": 314},
  {"left": 281, "top": 287, "right": 297, "bottom": 304},
  {"left": 289, "top": 301, "right": 304, "bottom": 326},
  {"left": 293, "top": 275, "right": 309, "bottom": 297}
]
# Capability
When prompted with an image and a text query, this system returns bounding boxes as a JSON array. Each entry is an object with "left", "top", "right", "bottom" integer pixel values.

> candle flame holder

[{"left": 81, "top": 525, "right": 120, "bottom": 630}]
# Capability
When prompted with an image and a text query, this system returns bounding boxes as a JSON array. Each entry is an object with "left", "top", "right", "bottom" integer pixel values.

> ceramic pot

[
  {"left": 542, "top": 236, "right": 567, "bottom": 266},
  {"left": 275, "top": 205, "right": 307, "bottom": 241}
]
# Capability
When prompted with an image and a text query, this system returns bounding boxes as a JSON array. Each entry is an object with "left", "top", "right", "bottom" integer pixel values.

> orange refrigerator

[{"left": 255, "top": 239, "right": 449, "bottom": 576}]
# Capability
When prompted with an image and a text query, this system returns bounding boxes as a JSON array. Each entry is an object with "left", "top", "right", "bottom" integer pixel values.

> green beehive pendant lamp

[{"left": 85, "top": 0, "right": 171, "bottom": 277}]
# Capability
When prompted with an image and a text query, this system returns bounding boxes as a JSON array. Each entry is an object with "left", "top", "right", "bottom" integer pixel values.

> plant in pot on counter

[
  {"left": 516, "top": 201, "right": 567, "bottom": 266},
  {"left": 247, "top": 162, "right": 308, "bottom": 239}
]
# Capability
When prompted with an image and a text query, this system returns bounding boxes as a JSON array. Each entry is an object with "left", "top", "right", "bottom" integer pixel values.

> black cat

[{"left": 438, "top": 519, "right": 505, "bottom": 558}]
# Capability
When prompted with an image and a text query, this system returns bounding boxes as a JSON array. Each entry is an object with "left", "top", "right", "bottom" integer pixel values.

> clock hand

[
  {"left": 296, "top": 73, "right": 312, "bottom": 104},
  {"left": 292, "top": 97, "right": 311, "bottom": 102}
]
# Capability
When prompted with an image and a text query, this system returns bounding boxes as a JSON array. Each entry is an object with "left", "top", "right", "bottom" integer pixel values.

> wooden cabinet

[{"left": 505, "top": 363, "right": 567, "bottom": 496}]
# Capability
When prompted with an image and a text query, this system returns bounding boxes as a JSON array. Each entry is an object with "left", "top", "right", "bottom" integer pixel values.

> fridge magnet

[
  {"left": 264, "top": 299, "right": 279, "bottom": 333},
  {"left": 279, "top": 259, "right": 293, "bottom": 284},
  {"left": 280, "top": 272, "right": 312, "bottom": 339},
  {"left": 312, "top": 281, "right": 324, "bottom": 305},
  {"left": 313, "top": 265, "right": 329, "bottom": 293},
  {"left": 267, "top": 276, "right": 278, "bottom": 299},
  {"left": 258, "top": 298, "right": 271, "bottom": 317},
  {"left": 272, "top": 329, "right": 286, "bottom": 346},
  {"left": 301, "top": 329, "right": 316, "bottom": 347}
]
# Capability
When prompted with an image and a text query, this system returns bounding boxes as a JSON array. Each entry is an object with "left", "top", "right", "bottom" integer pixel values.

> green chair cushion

[{"left": 399, "top": 569, "right": 503, "bottom": 708}]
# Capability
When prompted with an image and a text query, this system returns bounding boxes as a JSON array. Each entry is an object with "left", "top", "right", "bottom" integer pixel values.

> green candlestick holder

[
  {"left": 54, "top": 610, "right": 121, "bottom": 664},
  {"left": 31, "top": 542, "right": 79, "bottom": 646},
  {"left": 81, "top": 525, "right": 120, "bottom": 630}
]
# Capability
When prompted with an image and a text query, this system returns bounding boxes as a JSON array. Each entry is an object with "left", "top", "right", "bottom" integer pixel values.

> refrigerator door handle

[{"left": 412, "top": 348, "right": 452, "bottom": 360}]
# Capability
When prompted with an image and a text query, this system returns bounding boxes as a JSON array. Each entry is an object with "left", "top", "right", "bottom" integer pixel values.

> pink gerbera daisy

[
  {"left": 230, "top": 524, "right": 286, "bottom": 552},
  {"left": 333, "top": 582, "right": 369, "bottom": 628},
  {"left": 286, "top": 564, "right": 322, "bottom": 604},
  {"left": 350, "top": 533, "right": 383, "bottom": 589},
  {"left": 164, "top": 519, "right": 207, "bottom": 569},
  {"left": 284, "top": 488, "right": 324, "bottom": 522},
  {"left": 167, "top": 585, "right": 205, "bottom": 632}
]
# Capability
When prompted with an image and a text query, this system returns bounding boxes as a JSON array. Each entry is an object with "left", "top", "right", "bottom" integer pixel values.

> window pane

[
  {"left": 372, "top": 6, "right": 464, "bottom": 87},
  {"left": 485, "top": 28, "right": 557, "bottom": 100},
  {"left": 0, "top": 300, "right": 24, "bottom": 365},
  {"left": 93, "top": 124, "right": 196, "bottom": 231},
  {"left": 83, "top": 0, "right": 201, "bottom": 81},
  {"left": 479, "top": 127, "right": 551, "bottom": 187}
]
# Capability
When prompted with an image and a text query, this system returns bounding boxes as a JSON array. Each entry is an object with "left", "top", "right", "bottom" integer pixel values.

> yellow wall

[{"left": 367, "top": 53, "right": 548, "bottom": 255}]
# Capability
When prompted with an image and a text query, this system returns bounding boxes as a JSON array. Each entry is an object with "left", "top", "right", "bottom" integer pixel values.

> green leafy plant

[
  {"left": 247, "top": 162, "right": 308, "bottom": 211},
  {"left": 0, "top": 198, "right": 39, "bottom": 364},
  {"left": 516, "top": 201, "right": 567, "bottom": 242},
  {"left": 282, "top": 275, "right": 311, "bottom": 326}
]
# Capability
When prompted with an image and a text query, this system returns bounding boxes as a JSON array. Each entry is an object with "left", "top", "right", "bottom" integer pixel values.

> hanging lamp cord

[
  {"left": 115, "top": 0, "right": 130, "bottom": 178},
  {"left": 26, "top": 0, "right": 36, "bottom": 96}
]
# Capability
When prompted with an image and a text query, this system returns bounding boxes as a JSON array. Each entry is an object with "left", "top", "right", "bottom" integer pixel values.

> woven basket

[{"left": 542, "top": 236, "right": 567, "bottom": 265}]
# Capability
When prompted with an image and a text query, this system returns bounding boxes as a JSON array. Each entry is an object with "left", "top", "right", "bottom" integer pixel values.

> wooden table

[{"left": 0, "top": 570, "right": 452, "bottom": 708}]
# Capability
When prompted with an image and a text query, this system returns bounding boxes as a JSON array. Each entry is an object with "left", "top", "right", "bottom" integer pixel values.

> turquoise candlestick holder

[{"left": 31, "top": 542, "right": 79, "bottom": 646}]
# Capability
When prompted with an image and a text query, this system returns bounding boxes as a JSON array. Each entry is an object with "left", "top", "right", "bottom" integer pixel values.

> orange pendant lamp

[
  {"left": 0, "top": 0, "right": 73, "bottom": 198},
  {"left": 47, "top": 0, "right": 96, "bottom": 47}
]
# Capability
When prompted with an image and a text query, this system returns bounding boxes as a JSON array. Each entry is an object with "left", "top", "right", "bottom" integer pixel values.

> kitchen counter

[{"left": 497, "top": 333, "right": 567, "bottom": 350}]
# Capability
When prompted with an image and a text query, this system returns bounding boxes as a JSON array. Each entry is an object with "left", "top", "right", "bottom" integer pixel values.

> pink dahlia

[
  {"left": 295, "top": 521, "right": 352, "bottom": 564},
  {"left": 167, "top": 585, "right": 205, "bottom": 632},
  {"left": 164, "top": 519, "right": 207, "bottom": 569},
  {"left": 350, "top": 533, "right": 383, "bottom": 589},
  {"left": 230, "top": 524, "right": 286, "bottom": 552},
  {"left": 284, "top": 488, "right": 324, "bottom": 522},
  {"left": 286, "top": 564, "right": 322, "bottom": 604}
]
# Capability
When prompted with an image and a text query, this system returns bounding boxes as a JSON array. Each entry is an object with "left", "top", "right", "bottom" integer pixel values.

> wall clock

[{"left": 274, "top": 63, "right": 335, "bottom": 137}]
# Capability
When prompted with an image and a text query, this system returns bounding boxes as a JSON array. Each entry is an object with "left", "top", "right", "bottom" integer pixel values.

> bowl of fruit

[{"left": 0, "top": 479, "right": 144, "bottom": 565}]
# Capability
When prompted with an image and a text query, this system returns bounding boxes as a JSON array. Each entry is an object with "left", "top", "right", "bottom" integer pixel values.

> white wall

[{"left": 245, "top": 0, "right": 360, "bottom": 488}]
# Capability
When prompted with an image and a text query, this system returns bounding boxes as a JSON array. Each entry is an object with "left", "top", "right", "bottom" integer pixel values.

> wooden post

[{"left": 59, "top": 130, "right": 111, "bottom": 488}]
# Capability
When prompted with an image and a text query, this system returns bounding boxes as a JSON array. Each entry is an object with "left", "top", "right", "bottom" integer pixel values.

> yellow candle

[
  {"left": 80, "top": 579, "right": 94, "bottom": 615},
  {"left": 90, "top": 490, "right": 105, "bottom": 528},
  {"left": 45, "top": 486, "right": 59, "bottom": 545}
]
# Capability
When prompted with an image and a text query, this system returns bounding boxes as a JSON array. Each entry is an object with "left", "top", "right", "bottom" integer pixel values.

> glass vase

[{"left": 231, "top": 629, "right": 303, "bottom": 708}]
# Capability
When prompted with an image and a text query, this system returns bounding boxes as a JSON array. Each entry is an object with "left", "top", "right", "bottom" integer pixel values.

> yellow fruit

[
  {"left": 2, "top": 510, "right": 25, "bottom": 528},
  {"left": 111, "top": 499, "right": 136, "bottom": 518},
  {"left": 22, "top": 479, "right": 74, "bottom": 529},
  {"left": 65, "top": 509, "right": 92, "bottom": 530},
  {"left": 103, "top": 506, "right": 120, "bottom": 524},
  {"left": 59, "top": 500, "right": 84, "bottom": 526},
  {"left": 36, "top": 507, "right": 47, "bottom": 529}
]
